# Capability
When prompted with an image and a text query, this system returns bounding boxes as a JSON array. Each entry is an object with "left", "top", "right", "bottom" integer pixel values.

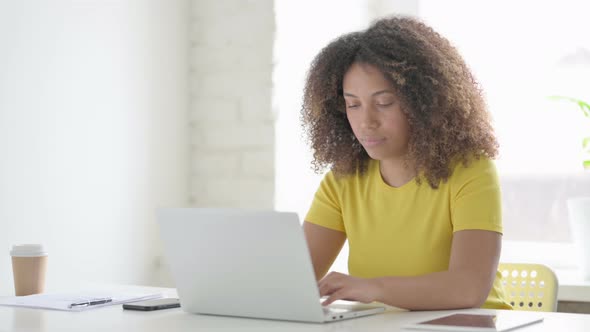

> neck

[{"left": 379, "top": 157, "right": 417, "bottom": 188}]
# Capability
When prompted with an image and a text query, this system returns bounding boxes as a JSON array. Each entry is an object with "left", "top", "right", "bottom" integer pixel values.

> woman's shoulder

[
  {"left": 448, "top": 155, "right": 498, "bottom": 185},
  {"left": 452, "top": 155, "right": 496, "bottom": 171}
]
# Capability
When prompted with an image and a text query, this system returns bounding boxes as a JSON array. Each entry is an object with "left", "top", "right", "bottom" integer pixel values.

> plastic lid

[{"left": 9, "top": 244, "right": 48, "bottom": 257}]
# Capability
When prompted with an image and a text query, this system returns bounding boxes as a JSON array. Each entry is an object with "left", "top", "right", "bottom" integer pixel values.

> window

[{"left": 420, "top": 0, "right": 590, "bottom": 268}]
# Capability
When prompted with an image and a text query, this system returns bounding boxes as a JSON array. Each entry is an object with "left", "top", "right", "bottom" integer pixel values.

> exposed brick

[
  {"left": 238, "top": 93, "right": 274, "bottom": 123},
  {"left": 191, "top": 0, "right": 274, "bottom": 22},
  {"left": 191, "top": 72, "right": 272, "bottom": 99},
  {"left": 191, "top": 176, "right": 274, "bottom": 208},
  {"left": 190, "top": 1, "right": 274, "bottom": 47},
  {"left": 189, "top": 0, "right": 275, "bottom": 209},
  {"left": 192, "top": 151, "right": 240, "bottom": 176},
  {"left": 190, "top": 44, "right": 272, "bottom": 73},
  {"left": 191, "top": 122, "right": 273, "bottom": 149},
  {"left": 241, "top": 150, "right": 274, "bottom": 178},
  {"left": 190, "top": 97, "right": 239, "bottom": 123}
]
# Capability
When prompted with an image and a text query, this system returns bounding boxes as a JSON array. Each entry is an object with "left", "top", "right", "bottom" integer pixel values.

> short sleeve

[
  {"left": 450, "top": 158, "right": 503, "bottom": 234},
  {"left": 304, "top": 171, "right": 346, "bottom": 232}
]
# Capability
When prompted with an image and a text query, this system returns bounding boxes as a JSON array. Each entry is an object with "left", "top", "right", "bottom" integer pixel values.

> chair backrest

[{"left": 498, "top": 263, "right": 558, "bottom": 312}]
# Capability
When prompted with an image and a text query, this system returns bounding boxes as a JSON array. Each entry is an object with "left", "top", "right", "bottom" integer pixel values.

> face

[{"left": 342, "top": 62, "right": 411, "bottom": 162}]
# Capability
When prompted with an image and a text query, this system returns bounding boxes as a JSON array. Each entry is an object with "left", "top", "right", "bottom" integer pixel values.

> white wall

[
  {"left": 189, "top": 0, "right": 275, "bottom": 209},
  {"left": 0, "top": 0, "right": 188, "bottom": 293}
]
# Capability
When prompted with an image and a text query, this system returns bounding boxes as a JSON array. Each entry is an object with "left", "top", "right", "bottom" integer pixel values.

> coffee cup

[{"left": 10, "top": 244, "right": 48, "bottom": 296}]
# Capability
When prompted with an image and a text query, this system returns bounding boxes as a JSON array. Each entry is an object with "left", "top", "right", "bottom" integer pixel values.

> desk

[
  {"left": 555, "top": 269, "right": 590, "bottom": 313},
  {"left": 2, "top": 285, "right": 590, "bottom": 332},
  {"left": 556, "top": 269, "right": 590, "bottom": 302}
]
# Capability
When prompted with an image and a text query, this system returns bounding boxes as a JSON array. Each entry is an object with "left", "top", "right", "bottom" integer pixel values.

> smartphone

[{"left": 122, "top": 298, "right": 181, "bottom": 311}]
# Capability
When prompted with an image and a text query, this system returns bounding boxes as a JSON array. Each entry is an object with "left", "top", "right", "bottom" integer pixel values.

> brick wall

[{"left": 189, "top": 0, "right": 275, "bottom": 209}]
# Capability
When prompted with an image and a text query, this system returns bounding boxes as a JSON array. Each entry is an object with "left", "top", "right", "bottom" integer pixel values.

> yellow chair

[{"left": 498, "top": 263, "right": 558, "bottom": 312}]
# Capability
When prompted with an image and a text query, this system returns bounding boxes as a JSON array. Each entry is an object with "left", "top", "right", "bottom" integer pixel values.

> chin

[
  {"left": 364, "top": 150, "right": 386, "bottom": 161},
  {"left": 363, "top": 147, "right": 407, "bottom": 161}
]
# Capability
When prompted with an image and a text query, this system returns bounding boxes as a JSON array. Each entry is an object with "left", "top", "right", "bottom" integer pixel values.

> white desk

[
  {"left": 556, "top": 269, "right": 590, "bottom": 302},
  {"left": 2, "top": 285, "right": 590, "bottom": 332}
]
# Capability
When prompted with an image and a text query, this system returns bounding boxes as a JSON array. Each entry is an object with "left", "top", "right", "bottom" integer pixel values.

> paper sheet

[{"left": 0, "top": 291, "right": 163, "bottom": 311}]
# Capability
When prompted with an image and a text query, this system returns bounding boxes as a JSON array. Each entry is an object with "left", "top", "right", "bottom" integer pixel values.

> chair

[{"left": 498, "top": 263, "right": 558, "bottom": 312}]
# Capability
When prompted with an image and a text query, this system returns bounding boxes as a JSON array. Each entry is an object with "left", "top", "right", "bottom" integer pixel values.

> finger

[
  {"left": 320, "top": 271, "right": 344, "bottom": 282},
  {"left": 318, "top": 271, "right": 345, "bottom": 289},
  {"left": 321, "top": 289, "right": 346, "bottom": 306},
  {"left": 317, "top": 273, "right": 340, "bottom": 295},
  {"left": 317, "top": 272, "right": 335, "bottom": 287},
  {"left": 318, "top": 280, "right": 341, "bottom": 297}
]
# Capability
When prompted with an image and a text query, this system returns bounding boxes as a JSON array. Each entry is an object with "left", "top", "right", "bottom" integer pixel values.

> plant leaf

[
  {"left": 577, "top": 100, "right": 590, "bottom": 117},
  {"left": 584, "top": 160, "right": 590, "bottom": 170},
  {"left": 549, "top": 95, "right": 590, "bottom": 117},
  {"left": 548, "top": 95, "right": 575, "bottom": 102},
  {"left": 583, "top": 137, "right": 590, "bottom": 150}
]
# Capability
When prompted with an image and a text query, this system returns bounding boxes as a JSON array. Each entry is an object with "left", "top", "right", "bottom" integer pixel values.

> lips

[{"left": 361, "top": 137, "right": 386, "bottom": 147}]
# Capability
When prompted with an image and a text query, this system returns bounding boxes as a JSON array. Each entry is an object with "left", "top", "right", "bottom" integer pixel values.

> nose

[{"left": 360, "top": 106, "right": 379, "bottom": 130}]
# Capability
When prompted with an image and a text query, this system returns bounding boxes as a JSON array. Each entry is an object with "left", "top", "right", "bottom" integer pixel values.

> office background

[{"left": 1, "top": 0, "right": 589, "bottom": 295}]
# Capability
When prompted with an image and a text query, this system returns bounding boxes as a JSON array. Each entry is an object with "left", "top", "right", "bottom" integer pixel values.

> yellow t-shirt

[{"left": 305, "top": 157, "right": 511, "bottom": 309}]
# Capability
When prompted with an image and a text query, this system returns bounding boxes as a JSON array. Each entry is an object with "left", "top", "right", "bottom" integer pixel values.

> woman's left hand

[{"left": 318, "top": 271, "right": 381, "bottom": 306}]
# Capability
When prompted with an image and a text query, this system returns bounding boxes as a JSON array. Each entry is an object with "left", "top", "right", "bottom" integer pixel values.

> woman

[{"left": 301, "top": 16, "right": 511, "bottom": 310}]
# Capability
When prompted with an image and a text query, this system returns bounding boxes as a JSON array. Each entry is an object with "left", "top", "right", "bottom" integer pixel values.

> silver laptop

[{"left": 157, "top": 208, "right": 386, "bottom": 323}]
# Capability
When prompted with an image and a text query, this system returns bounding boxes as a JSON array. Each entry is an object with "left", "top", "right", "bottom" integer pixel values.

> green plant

[{"left": 549, "top": 96, "right": 590, "bottom": 169}]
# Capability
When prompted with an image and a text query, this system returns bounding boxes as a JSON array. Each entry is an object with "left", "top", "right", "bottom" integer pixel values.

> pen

[{"left": 68, "top": 297, "right": 113, "bottom": 309}]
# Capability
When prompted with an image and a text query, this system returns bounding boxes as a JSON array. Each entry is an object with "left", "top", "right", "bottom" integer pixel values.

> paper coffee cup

[{"left": 10, "top": 244, "right": 48, "bottom": 296}]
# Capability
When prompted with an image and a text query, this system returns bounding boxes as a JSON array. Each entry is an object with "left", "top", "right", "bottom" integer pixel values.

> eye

[
  {"left": 346, "top": 104, "right": 360, "bottom": 109},
  {"left": 376, "top": 101, "right": 394, "bottom": 107}
]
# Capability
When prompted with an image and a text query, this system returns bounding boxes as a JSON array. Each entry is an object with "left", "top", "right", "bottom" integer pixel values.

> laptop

[{"left": 157, "top": 208, "right": 386, "bottom": 323}]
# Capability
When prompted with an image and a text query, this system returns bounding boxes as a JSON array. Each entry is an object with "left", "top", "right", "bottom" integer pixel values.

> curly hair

[{"left": 301, "top": 15, "right": 498, "bottom": 188}]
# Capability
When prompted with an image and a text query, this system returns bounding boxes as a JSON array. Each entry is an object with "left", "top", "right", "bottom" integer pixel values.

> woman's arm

[
  {"left": 303, "top": 221, "right": 347, "bottom": 281},
  {"left": 319, "top": 229, "right": 501, "bottom": 310}
]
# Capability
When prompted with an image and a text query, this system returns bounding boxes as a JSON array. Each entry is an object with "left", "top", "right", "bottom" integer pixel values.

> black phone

[{"left": 122, "top": 298, "right": 181, "bottom": 311}]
